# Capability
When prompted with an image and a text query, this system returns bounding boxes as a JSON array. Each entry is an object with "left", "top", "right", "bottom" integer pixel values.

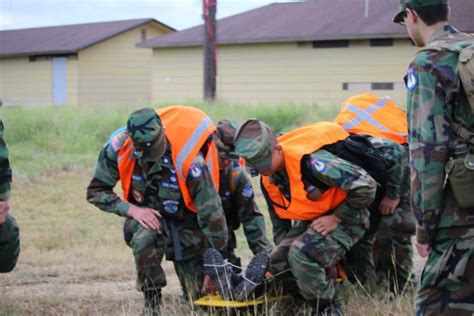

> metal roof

[
  {"left": 0, "top": 18, "right": 175, "bottom": 57},
  {"left": 140, "top": 0, "right": 474, "bottom": 48}
]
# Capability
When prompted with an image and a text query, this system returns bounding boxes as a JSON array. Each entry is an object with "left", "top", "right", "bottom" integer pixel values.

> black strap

[{"left": 169, "top": 219, "right": 183, "bottom": 261}]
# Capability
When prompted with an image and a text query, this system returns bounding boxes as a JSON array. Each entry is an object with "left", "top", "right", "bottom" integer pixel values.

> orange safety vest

[
  {"left": 334, "top": 93, "right": 408, "bottom": 144},
  {"left": 261, "top": 122, "right": 349, "bottom": 221},
  {"left": 116, "top": 106, "right": 219, "bottom": 212}
]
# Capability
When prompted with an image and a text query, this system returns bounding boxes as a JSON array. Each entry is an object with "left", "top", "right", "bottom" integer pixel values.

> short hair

[{"left": 413, "top": 5, "right": 448, "bottom": 26}]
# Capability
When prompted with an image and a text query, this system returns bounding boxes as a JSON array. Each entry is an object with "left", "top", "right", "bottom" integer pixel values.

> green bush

[{"left": 1, "top": 102, "right": 339, "bottom": 179}]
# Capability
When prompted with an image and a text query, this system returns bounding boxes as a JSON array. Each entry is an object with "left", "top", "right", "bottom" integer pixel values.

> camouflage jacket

[
  {"left": 0, "top": 119, "right": 11, "bottom": 201},
  {"left": 86, "top": 130, "right": 228, "bottom": 259},
  {"left": 367, "top": 136, "right": 407, "bottom": 200},
  {"left": 264, "top": 149, "right": 376, "bottom": 245},
  {"left": 0, "top": 215, "right": 20, "bottom": 273},
  {"left": 219, "top": 161, "right": 271, "bottom": 255},
  {"left": 405, "top": 24, "right": 474, "bottom": 244}
]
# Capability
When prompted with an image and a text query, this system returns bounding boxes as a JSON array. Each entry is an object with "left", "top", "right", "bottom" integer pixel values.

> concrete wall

[
  {"left": 0, "top": 21, "right": 171, "bottom": 107},
  {"left": 0, "top": 56, "right": 53, "bottom": 106},
  {"left": 78, "top": 22, "right": 170, "bottom": 106},
  {"left": 151, "top": 38, "right": 418, "bottom": 107}
]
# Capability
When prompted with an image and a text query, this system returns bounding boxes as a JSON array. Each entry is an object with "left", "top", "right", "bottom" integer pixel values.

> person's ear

[
  {"left": 274, "top": 144, "right": 282, "bottom": 153},
  {"left": 407, "top": 8, "right": 418, "bottom": 24}
]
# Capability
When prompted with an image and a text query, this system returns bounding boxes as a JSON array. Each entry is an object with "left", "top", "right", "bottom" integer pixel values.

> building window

[
  {"left": 141, "top": 29, "right": 147, "bottom": 41},
  {"left": 29, "top": 54, "right": 77, "bottom": 62},
  {"left": 342, "top": 82, "right": 395, "bottom": 91},
  {"left": 369, "top": 38, "right": 393, "bottom": 47},
  {"left": 312, "top": 40, "right": 349, "bottom": 48},
  {"left": 297, "top": 41, "right": 310, "bottom": 48},
  {"left": 29, "top": 56, "right": 51, "bottom": 62},
  {"left": 371, "top": 82, "right": 394, "bottom": 90}
]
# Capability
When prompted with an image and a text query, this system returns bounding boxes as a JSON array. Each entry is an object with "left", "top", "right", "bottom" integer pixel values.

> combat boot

[
  {"left": 203, "top": 248, "right": 236, "bottom": 301},
  {"left": 315, "top": 295, "right": 343, "bottom": 316},
  {"left": 143, "top": 289, "right": 162, "bottom": 316},
  {"left": 233, "top": 250, "right": 270, "bottom": 301}
]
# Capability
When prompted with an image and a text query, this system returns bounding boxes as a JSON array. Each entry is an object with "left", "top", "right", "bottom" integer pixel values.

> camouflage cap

[
  {"left": 393, "top": 0, "right": 448, "bottom": 23},
  {"left": 126, "top": 108, "right": 166, "bottom": 160},
  {"left": 215, "top": 119, "right": 239, "bottom": 160},
  {"left": 234, "top": 119, "right": 275, "bottom": 173}
]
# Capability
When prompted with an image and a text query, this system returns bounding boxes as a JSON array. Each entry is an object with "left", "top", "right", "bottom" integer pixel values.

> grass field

[{"left": 0, "top": 103, "right": 423, "bottom": 315}]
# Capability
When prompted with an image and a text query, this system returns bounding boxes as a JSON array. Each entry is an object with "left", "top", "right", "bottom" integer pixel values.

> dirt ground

[{"left": 0, "top": 167, "right": 425, "bottom": 315}]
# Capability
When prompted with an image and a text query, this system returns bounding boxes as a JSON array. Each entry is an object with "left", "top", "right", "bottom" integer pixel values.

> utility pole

[{"left": 203, "top": 0, "right": 217, "bottom": 101}]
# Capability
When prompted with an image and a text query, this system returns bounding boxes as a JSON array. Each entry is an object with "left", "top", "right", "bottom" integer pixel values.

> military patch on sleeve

[
  {"left": 311, "top": 158, "right": 327, "bottom": 174},
  {"left": 189, "top": 163, "right": 203, "bottom": 179},
  {"left": 405, "top": 66, "right": 418, "bottom": 92},
  {"left": 241, "top": 184, "right": 253, "bottom": 198}
]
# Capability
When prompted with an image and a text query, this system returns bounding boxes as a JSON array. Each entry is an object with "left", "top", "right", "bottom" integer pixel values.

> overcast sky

[{"left": 0, "top": 0, "right": 299, "bottom": 31}]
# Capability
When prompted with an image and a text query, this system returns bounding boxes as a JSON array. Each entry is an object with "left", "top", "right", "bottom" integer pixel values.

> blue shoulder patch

[
  {"left": 241, "top": 184, "right": 253, "bottom": 198},
  {"left": 189, "top": 163, "right": 203, "bottom": 179},
  {"left": 405, "top": 66, "right": 418, "bottom": 92},
  {"left": 311, "top": 158, "right": 327, "bottom": 174}
]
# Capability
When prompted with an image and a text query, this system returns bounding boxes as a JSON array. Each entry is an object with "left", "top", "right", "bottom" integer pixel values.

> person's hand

[
  {"left": 311, "top": 214, "right": 341, "bottom": 236},
  {"left": 127, "top": 205, "right": 161, "bottom": 230},
  {"left": 379, "top": 196, "right": 400, "bottom": 215},
  {"left": 0, "top": 200, "right": 10, "bottom": 225},
  {"left": 416, "top": 242, "right": 431, "bottom": 258},
  {"left": 202, "top": 274, "right": 216, "bottom": 295}
]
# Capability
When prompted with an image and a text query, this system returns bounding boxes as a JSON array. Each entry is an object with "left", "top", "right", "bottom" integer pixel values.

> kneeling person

[
  {"left": 87, "top": 107, "right": 228, "bottom": 313},
  {"left": 215, "top": 119, "right": 271, "bottom": 266},
  {"left": 207, "top": 120, "right": 376, "bottom": 313}
]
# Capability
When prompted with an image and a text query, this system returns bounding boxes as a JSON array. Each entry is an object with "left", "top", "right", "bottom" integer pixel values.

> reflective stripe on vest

[
  {"left": 334, "top": 93, "right": 408, "bottom": 144},
  {"left": 157, "top": 106, "right": 219, "bottom": 212},
  {"left": 174, "top": 115, "right": 214, "bottom": 180},
  {"left": 262, "top": 122, "right": 349, "bottom": 221}
]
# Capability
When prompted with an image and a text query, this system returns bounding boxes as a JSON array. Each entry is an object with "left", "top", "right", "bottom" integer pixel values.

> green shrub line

[{"left": 1, "top": 102, "right": 339, "bottom": 179}]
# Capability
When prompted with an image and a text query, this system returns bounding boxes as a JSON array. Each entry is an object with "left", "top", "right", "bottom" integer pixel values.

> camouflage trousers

[
  {"left": 173, "top": 256, "right": 205, "bottom": 301},
  {"left": 373, "top": 206, "right": 415, "bottom": 293},
  {"left": 343, "top": 234, "right": 376, "bottom": 286},
  {"left": 415, "top": 228, "right": 474, "bottom": 316},
  {"left": 123, "top": 218, "right": 205, "bottom": 299},
  {"left": 0, "top": 214, "right": 20, "bottom": 273},
  {"left": 269, "top": 221, "right": 366, "bottom": 301}
]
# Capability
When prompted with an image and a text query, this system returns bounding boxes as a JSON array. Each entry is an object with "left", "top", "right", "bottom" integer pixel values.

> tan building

[
  {"left": 0, "top": 18, "right": 174, "bottom": 107},
  {"left": 141, "top": 0, "right": 474, "bottom": 107}
]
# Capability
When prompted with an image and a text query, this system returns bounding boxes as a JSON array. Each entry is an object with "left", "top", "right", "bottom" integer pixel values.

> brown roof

[
  {"left": 140, "top": 0, "right": 474, "bottom": 48},
  {"left": 0, "top": 18, "right": 175, "bottom": 57}
]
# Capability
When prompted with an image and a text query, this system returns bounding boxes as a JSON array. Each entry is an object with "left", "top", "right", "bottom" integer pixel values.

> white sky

[{"left": 0, "top": 0, "right": 300, "bottom": 31}]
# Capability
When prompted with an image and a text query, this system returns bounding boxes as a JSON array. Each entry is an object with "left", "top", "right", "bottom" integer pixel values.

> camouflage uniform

[
  {"left": 234, "top": 120, "right": 376, "bottom": 305},
  {"left": 341, "top": 136, "right": 407, "bottom": 286},
  {"left": 373, "top": 144, "right": 416, "bottom": 292},
  {"left": 0, "top": 118, "right": 19, "bottom": 273},
  {"left": 401, "top": 21, "right": 474, "bottom": 314},
  {"left": 219, "top": 160, "right": 271, "bottom": 267},
  {"left": 87, "top": 109, "right": 227, "bottom": 303}
]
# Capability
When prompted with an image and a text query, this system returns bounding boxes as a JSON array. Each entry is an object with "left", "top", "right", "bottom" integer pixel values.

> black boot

[
  {"left": 315, "top": 295, "right": 342, "bottom": 316},
  {"left": 233, "top": 250, "right": 270, "bottom": 301},
  {"left": 203, "top": 248, "right": 236, "bottom": 300},
  {"left": 143, "top": 289, "right": 162, "bottom": 315}
]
